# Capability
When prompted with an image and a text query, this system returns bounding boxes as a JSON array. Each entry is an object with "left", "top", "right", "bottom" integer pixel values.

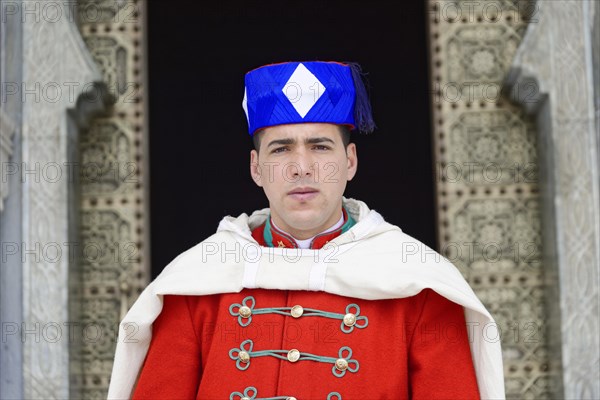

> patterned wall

[
  {"left": 75, "top": 0, "right": 149, "bottom": 397},
  {"left": 426, "top": 1, "right": 555, "bottom": 398}
]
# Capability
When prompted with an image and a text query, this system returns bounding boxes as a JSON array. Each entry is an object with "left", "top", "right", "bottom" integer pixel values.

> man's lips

[
  {"left": 287, "top": 187, "right": 319, "bottom": 201},
  {"left": 287, "top": 187, "right": 319, "bottom": 195}
]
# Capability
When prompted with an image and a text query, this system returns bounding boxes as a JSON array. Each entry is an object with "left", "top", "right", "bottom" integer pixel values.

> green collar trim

[{"left": 264, "top": 205, "right": 356, "bottom": 248}]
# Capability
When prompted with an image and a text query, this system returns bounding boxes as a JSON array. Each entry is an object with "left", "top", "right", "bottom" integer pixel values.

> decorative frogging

[
  {"left": 229, "top": 386, "right": 342, "bottom": 400},
  {"left": 229, "top": 296, "right": 368, "bottom": 333},
  {"left": 229, "top": 339, "right": 359, "bottom": 377}
]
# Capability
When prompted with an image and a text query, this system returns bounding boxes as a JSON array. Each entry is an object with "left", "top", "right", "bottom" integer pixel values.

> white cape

[{"left": 107, "top": 197, "right": 505, "bottom": 399}]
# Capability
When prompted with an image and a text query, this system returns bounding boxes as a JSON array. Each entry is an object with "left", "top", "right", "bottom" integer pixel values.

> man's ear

[
  {"left": 346, "top": 143, "right": 358, "bottom": 181},
  {"left": 250, "top": 149, "right": 263, "bottom": 187}
]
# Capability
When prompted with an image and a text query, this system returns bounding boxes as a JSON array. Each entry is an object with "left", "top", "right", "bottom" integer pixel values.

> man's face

[{"left": 250, "top": 123, "right": 358, "bottom": 236}]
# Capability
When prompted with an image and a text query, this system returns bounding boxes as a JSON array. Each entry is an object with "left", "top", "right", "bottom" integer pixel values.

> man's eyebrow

[
  {"left": 267, "top": 138, "right": 295, "bottom": 148},
  {"left": 266, "top": 137, "right": 335, "bottom": 148},
  {"left": 305, "top": 137, "right": 335, "bottom": 145}
]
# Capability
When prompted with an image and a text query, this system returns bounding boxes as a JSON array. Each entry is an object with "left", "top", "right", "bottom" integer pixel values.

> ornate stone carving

[
  {"left": 505, "top": 1, "right": 600, "bottom": 398},
  {"left": 76, "top": 0, "right": 150, "bottom": 397},
  {"left": 428, "top": 1, "right": 554, "bottom": 397},
  {"left": 18, "top": 1, "right": 108, "bottom": 398},
  {"left": 448, "top": 109, "right": 538, "bottom": 185}
]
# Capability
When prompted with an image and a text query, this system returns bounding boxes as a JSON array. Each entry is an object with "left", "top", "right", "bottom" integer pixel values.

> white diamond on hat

[
  {"left": 282, "top": 63, "right": 326, "bottom": 118},
  {"left": 242, "top": 87, "right": 249, "bottom": 123}
]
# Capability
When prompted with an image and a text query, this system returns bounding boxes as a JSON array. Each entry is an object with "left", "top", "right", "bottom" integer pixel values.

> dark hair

[{"left": 252, "top": 125, "right": 352, "bottom": 153}]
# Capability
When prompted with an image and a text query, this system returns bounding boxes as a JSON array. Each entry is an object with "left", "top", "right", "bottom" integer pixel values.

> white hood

[{"left": 108, "top": 197, "right": 505, "bottom": 399}]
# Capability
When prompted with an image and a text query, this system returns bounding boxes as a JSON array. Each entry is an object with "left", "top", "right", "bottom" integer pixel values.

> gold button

[
  {"left": 287, "top": 349, "right": 300, "bottom": 362},
  {"left": 335, "top": 358, "right": 348, "bottom": 371},
  {"left": 239, "top": 306, "right": 252, "bottom": 318},
  {"left": 290, "top": 305, "right": 303, "bottom": 318},
  {"left": 239, "top": 351, "right": 250, "bottom": 363},
  {"left": 343, "top": 313, "right": 356, "bottom": 326}
]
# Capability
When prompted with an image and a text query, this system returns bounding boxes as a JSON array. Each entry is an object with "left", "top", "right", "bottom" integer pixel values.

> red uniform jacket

[{"left": 132, "top": 207, "right": 479, "bottom": 399}]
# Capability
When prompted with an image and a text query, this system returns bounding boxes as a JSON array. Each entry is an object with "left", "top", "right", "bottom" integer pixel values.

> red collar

[{"left": 251, "top": 207, "right": 353, "bottom": 250}]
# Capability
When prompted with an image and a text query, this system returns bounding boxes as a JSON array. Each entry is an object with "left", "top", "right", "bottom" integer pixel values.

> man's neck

[
  {"left": 271, "top": 209, "right": 344, "bottom": 245},
  {"left": 270, "top": 206, "right": 344, "bottom": 240}
]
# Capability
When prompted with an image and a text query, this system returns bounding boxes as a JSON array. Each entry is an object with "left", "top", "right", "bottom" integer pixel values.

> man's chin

[
  {"left": 280, "top": 207, "right": 322, "bottom": 228},
  {"left": 284, "top": 197, "right": 320, "bottom": 210}
]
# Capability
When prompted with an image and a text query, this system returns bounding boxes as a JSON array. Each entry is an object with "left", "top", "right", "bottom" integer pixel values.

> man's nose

[{"left": 289, "top": 150, "right": 315, "bottom": 177}]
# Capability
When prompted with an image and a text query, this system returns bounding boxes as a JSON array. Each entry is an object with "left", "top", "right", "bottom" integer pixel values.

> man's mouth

[{"left": 287, "top": 187, "right": 319, "bottom": 201}]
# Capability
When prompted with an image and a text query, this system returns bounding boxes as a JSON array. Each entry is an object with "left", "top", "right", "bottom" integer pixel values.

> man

[{"left": 108, "top": 61, "right": 504, "bottom": 399}]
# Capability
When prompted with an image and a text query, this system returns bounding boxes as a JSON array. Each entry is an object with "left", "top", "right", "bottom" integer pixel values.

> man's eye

[
  {"left": 272, "top": 147, "right": 287, "bottom": 153},
  {"left": 313, "top": 145, "right": 330, "bottom": 150}
]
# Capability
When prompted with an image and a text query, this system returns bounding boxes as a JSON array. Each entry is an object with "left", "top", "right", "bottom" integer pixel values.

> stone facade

[
  {"left": 0, "top": 1, "right": 148, "bottom": 398},
  {"left": 0, "top": 0, "right": 109, "bottom": 398},
  {"left": 426, "top": 1, "right": 554, "bottom": 398},
  {"left": 1, "top": 1, "right": 597, "bottom": 398},
  {"left": 505, "top": 1, "right": 600, "bottom": 398}
]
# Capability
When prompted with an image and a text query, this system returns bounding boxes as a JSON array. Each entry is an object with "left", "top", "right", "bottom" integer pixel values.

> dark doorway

[{"left": 147, "top": 0, "right": 435, "bottom": 278}]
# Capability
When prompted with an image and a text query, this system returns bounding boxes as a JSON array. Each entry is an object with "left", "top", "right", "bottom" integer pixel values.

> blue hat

[{"left": 242, "top": 61, "right": 376, "bottom": 136}]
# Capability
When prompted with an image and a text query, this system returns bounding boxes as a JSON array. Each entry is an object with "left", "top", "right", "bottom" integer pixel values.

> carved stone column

[
  {"left": 426, "top": 1, "right": 555, "bottom": 397},
  {"left": 0, "top": 1, "right": 108, "bottom": 398},
  {"left": 75, "top": 1, "right": 151, "bottom": 398},
  {"left": 1, "top": 5, "right": 25, "bottom": 397},
  {"left": 505, "top": 1, "right": 600, "bottom": 398}
]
